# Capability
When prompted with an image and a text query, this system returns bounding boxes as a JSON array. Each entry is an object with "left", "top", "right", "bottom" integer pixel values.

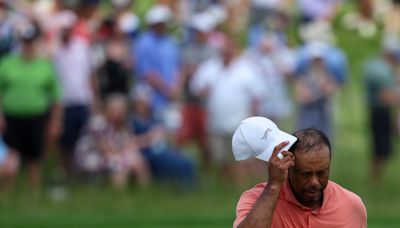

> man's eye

[{"left": 317, "top": 171, "right": 329, "bottom": 177}]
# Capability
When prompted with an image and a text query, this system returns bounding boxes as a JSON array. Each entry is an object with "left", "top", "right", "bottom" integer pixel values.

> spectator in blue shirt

[{"left": 134, "top": 5, "right": 180, "bottom": 122}]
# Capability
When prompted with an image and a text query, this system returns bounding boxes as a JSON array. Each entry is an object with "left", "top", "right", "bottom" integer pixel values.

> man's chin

[{"left": 301, "top": 192, "right": 322, "bottom": 205}]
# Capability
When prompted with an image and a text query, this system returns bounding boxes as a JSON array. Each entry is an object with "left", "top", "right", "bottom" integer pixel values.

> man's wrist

[{"left": 267, "top": 181, "right": 283, "bottom": 192}]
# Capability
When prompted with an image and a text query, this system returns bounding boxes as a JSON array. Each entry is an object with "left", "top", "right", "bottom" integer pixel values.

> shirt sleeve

[
  {"left": 233, "top": 187, "right": 262, "bottom": 228},
  {"left": 352, "top": 195, "right": 368, "bottom": 228},
  {"left": 189, "top": 60, "right": 214, "bottom": 94}
]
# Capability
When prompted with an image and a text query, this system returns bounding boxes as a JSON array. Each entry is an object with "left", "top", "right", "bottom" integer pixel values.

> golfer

[{"left": 234, "top": 128, "right": 367, "bottom": 228}]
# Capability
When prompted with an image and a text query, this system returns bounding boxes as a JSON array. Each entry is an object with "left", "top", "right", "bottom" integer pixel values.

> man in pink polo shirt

[{"left": 234, "top": 128, "right": 367, "bottom": 228}]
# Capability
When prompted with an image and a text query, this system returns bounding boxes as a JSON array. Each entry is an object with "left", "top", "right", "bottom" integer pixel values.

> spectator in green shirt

[
  {"left": 0, "top": 23, "right": 61, "bottom": 189},
  {"left": 364, "top": 36, "right": 400, "bottom": 183}
]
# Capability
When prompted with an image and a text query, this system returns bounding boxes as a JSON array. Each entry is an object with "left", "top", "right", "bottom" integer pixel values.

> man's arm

[{"left": 236, "top": 142, "right": 295, "bottom": 228}]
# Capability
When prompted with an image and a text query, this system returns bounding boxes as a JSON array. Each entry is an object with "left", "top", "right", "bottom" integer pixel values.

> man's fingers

[
  {"left": 279, "top": 155, "right": 293, "bottom": 163},
  {"left": 280, "top": 151, "right": 294, "bottom": 158},
  {"left": 281, "top": 159, "right": 295, "bottom": 170},
  {"left": 279, "top": 151, "right": 294, "bottom": 160},
  {"left": 271, "top": 141, "right": 289, "bottom": 159}
]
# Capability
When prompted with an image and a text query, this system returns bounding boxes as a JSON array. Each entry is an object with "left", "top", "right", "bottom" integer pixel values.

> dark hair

[{"left": 289, "top": 128, "right": 331, "bottom": 158}]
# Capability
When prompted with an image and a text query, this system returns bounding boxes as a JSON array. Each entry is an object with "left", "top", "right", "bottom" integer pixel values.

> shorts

[
  {"left": 176, "top": 104, "right": 207, "bottom": 147},
  {"left": 370, "top": 107, "right": 392, "bottom": 159},
  {"left": 61, "top": 105, "right": 90, "bottom": 152},
  {"left": 4, "top": 114, "right": 47, "bottom": 162},
  {"left": 208, "top": 134, "right": 234, "bottom": 165}
]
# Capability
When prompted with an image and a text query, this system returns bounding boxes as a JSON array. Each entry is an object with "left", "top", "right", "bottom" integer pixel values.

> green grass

[{"left": 1, "top": 2, "right": 400, "bottom": 228}]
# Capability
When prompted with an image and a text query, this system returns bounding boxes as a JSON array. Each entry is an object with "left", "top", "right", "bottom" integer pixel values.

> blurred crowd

[{"left": 0, "top": 0, "right": 399, "bottom": 192}]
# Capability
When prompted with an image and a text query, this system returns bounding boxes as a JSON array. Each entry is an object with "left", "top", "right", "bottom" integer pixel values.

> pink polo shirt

[{"left": 234, "top": 180, "right": 367, "bottom": 228}]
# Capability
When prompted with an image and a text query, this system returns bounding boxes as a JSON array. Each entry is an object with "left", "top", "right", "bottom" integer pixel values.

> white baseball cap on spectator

[
  {"left": 58, "top": 11, "right": 77, "bottom": 29},
  {"left": 232, "top": 116, "right": 297, "bottom": 162},
  {"left": 189, "top": 13, "right": 216, "bottom": 33},
  {"left": 118, "top": 13, "right": 139, "bottom": 34},
  {"left": 205, "top": 5, "right": 227, "bottom": 25},
  {"left": 307, "top": 41, "right": 329, "bottom": 59},
  {"left": 145, "top": 4, "right": 172, "bottom": 25}
]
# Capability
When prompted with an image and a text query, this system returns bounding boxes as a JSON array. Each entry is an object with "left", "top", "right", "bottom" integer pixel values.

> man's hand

[
  {"left": 268, "top": 141, "right": 295, "bottom": 187},
  {"left": 236, "top": 141, "right": 295, "bottom": 228}
]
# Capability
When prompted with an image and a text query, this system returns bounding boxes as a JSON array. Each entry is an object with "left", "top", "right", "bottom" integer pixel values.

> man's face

[
  {"left": 152, "top": 23, "right": 167, "bottom": 35},
  {"left": 289, "top": 146, "right": 331, "bottom": 209},
  {"left": 221, "top": 40, "right": 238, "bottom": 62}
]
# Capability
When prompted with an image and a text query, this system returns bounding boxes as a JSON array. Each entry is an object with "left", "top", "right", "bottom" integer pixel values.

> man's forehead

[{"left": 294, "top": 148, "right": 331, "bottom": 169}]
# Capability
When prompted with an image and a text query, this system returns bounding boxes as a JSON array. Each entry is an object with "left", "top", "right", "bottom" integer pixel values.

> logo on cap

[{"left": 261, "top": 128, "right": 272, "bottom": 140}]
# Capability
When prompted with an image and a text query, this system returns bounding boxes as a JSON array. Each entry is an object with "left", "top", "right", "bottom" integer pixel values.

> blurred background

[{"left": 0, "top": 0, "right": 399, "bottom": 227}]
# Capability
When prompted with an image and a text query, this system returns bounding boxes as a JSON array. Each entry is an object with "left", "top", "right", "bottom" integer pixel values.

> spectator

[
  {"left": 294, "top": 41, "right": 344, "bottom": 140},
  {"left": 111, "top": 0, "right": 140, "bottom": 39},
  {"left": 73, "top": 0, "right": 100, "bottom": 43},
  {"left": 363, "top": 36, "right": 400, "bottom": 183},
  {"left": 176, "top": 13, "right": 217, "bottom": 169},
  {"left": 190, "top": 37, "right": 265, "bottom": 185},
  {"left": 0, "top": 23, "right": 62, "bottom": 189},
  {"left": 247, "top": 0, "right": 290, "bottom": 47},
  {"left": 97, "top": 14, "right": 136, "bottom": 101},
  {"left": 130, "top": 84, "right": 195, "bottom": 189},
  {"left": 134, "top": 5, "right": 180, "bottom": 123},
  {"left": 296, "top": 41, "right": 348, "bottom": 85},
  {"left": 53, "top": 13, "right": 95, "bottom": 176},
  {"left": 384, "top": 0, "right": 400, "bottom": 36},
  {"left": 244, "top": 33, "right": 294, "bottom": 123},
  {"left": 75, "top": 94, "right": 150, "bottom": 188}
]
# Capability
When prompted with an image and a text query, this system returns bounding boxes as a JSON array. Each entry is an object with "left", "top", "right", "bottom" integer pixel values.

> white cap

[
  {"left": 189, "top": 13, "right": 216, "bottom": 33},
  {"left": 205, "top": 5, "right": 227, "bottom": 25},
  {"left": 145, "top": 5, "right": 172, "bottom": 25},
  {"left": 118, "top": 13, "right": 139, "bottom": 33},
  {"left": 232, "top": 116, "right": 297, "bottom": 162},
  {"left": 307, "top": 41, "right": 329, "bottom": 59},
  {"left": 58, "top": 11, "right": 77, "bottom": 29}
]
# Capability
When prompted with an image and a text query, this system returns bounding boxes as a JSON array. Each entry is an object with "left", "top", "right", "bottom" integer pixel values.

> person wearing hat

[
  {"left": 53, "top": 11, "right": 95, "bottom": 177},
  {"left": 232, "top": 117, "right": 367, "bottom": 228},
  {"left": 294, "top": 41, "right": 341, "bottom": 140},
  {"left": 0, "top": 22, "right": 62, "bottom": 189},
  {"left": 175, "top": 13, "right": 217, "bottom": 169},
  {"left": 190, "top": 37, "right": 266, "bottom": 184},
  {"left": 363, "top": 35, "right": 400, "bottom": 183},
  {"left": 129, "top": 84, "right": 195, "bottom": 188},
  {"left": 134, "top": 4, "right": 180, "bottom": 123}
]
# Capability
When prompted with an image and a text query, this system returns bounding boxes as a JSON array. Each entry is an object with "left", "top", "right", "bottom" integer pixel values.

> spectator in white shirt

[
  {"left": 190, "top": 37, "right": 266, "bottom": 186},
  {"left": 53, "top": 18, "right": 96, "bottom": 176}
]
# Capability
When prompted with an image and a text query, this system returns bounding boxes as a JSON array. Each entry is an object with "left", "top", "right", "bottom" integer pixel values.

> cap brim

[{"left": 255, "top": 130, "right": 297, "bottom": 162}]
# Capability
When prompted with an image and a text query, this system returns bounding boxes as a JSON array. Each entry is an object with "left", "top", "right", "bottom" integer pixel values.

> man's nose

[{"left": 309, "top": 175, "right": 320, "bottom": 188}]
